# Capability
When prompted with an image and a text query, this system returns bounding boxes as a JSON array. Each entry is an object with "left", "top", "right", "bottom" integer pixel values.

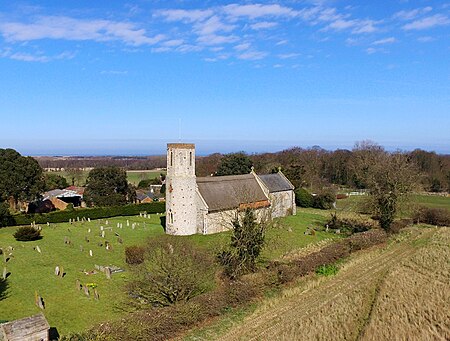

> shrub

[
  {"left": 313, "top": 190, "right": 336, "bottom": 210},
  {"left": 413, "top": 207, "right": 450, "bottom": 227},
  {"left": 13, "top": 226, "right": 42, "bottom": 241},
  {"left": 128, "top": 236, "right": 215, "bottom": 307},
  {"left": 326, "top": 212, "right": 377, "bottom": 235},
  {"left": 316, "top": 264, "right": 339, "bottom": 276},
  {"left": 295, "top": 188, "right": 314, "bottom": 208},
  {"left": 125, "top": 245, "right": 146, "bottom": 265},
  {"left": 388, "top": 218, "right": 412, "bottom": 234}
]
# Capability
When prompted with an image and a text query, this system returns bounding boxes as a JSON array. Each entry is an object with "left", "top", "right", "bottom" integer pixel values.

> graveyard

[{"left": 0, "top": 210, "right": 335, "bottom": 335}]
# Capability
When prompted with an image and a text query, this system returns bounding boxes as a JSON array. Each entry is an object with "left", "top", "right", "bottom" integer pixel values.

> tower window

[
  {"left": 169, "top": 210, "right": 174, "bottom": 224},
  {"left": 190, "top": 151, "right": 192, "bottom": 166},
  {"left": 170, "top": 151, "right": 173, "bottom": 167}
]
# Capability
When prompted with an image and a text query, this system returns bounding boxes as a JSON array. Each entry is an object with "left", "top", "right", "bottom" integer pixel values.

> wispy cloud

[
  {"left": 402, "top": 14, "right": 450, "bottom": 30},
  {"left": 372, "top": 37, "right": 397, "bottom": 45},
  {"left": 250, "top": 21, "right": 278, "bottom": 30},
  {"left": 278, "top": 53, "right": 300, "bottom": 59},
  {"left": 393, "top": 7, "right": 433, "bottom": 21},
  {"left": 155, "top": 9, "right": 213, "bottom": 23},
  {"left": 223, "top": 4, "right": 298, "bottom": 19},
  {"left": 0, "top": 49, "right": 75, "bottom": 62},
  {"left": 325, "top": 19, "right": 379, "bottom": 34},
  {"left": 238, "top": 50, "right": 268, "bottom": 60},
  {"left": 0, "top": 16, "right": 165, "bottom": 46}
]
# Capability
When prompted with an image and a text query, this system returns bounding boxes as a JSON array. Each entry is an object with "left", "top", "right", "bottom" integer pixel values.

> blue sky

[{"left": 0, "top": 1, "right": 449, "bottom": 155}]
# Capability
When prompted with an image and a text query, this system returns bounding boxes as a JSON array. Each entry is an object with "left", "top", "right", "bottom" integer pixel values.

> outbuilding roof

[
  {"left": 0, "top": 313, "right": 49, "bottom": 341},
  {"left": 258, "top": 173, "right": 295, "bottom": 193},
  {"left": 196, "top": 174, "right": 269, "bottom": 212}
]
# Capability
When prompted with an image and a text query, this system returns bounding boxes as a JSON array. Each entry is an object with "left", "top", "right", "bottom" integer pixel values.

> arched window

[
  {"left": 170, "top": 151, "right": 173, "bottom": 167},
  {"left": 168, "top": 210, "right": 174, "bottom": 224}
]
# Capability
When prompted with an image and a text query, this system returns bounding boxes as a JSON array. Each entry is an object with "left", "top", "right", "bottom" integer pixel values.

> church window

[
  {"left": 170, "top": 152, "right": 173, "bottom": 167},
  {"left": 190, "top": 152, "right": 192, "bottom": 166}
]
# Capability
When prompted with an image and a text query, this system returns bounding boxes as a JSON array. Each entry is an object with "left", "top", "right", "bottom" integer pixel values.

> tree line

[{"left": 196, "top": 141, "right": 450, "bottom": 193}]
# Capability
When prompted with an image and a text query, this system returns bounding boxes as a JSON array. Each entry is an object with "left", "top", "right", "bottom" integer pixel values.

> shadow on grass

[{"left": 0, "top": 277, "right": 9, "bottom": 300}]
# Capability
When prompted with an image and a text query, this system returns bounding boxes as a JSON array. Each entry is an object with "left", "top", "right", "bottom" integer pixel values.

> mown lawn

[{"left": 0, "top": 209, "right": 335, "bottom": 335}]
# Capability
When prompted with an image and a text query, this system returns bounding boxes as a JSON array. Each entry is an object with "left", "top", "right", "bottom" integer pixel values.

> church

[{"left": 165, "top": 143, "right": 296, "bottom": 235}]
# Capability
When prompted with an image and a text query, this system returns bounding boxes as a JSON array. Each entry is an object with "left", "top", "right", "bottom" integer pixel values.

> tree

[
  {"left": 352, "top": 142, "right": 419, "bottom": 231},
  {"left": 127, "top": 236, "right": 214, "bottom": 307},
  {"left": 0, "top": 149, "right": 44, "bottom": 209},
  {"left": 216, "top": 152, "right": 253, "bottom": 176},
  {"left": 218, "top": 209, "right": 266, "bottom": 278},
  {"left": 84, "top": 167, "right": 134, "bottom": 207},
  {"left": 0, "top": 202, "right": 13, "bottom": 227},
  {"left": 43, "top": 173, "right": 69, "bottom": 191},
  {"left": 295, "top": 188, "right": 314, "bottom": 208},
  {"left": 65, "top": 168, "right": 84, "bottom": 186}
]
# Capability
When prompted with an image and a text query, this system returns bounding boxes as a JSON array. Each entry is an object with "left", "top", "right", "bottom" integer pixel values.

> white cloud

[
  {"left": 223, "top": 4, "right": 297, "bottom": 19},
  {"left": 194, "top": 15, "right": 235, "bottom": 36},
  {"left": 234, "top": 43, "right": 251, "bottom": 51},
  {"left": 197, "top": 34, "right": 238, "bottom": 46},
  {"left": 393, "top": 7, "right": 432, "bottom": 21},
  {"left": 155, "top": 9, "right": 213, "bottom": 23},
  {"left": 238, "top": 50, "right": 268, "bottom": 60},
  {"left": 278, "top": 53, "right": 300, "bottom": 59},
  {"left": 161, "top": 39, "right": 184, "bottom": 47},
  {"left": 325, "top": 18, "right": 379, "bottom": 34},
  {"left": 365, "top": 47, "right": 377, "bottom": 54},
  {"left": 0, "top": 49, "right": 75, "bottom": 62},
  {"left": 0, "top": 16, "right": 165, "bottom": 46},
  {"left": 100, "top": 70, "right": 128, "bottom": 75},
  {"left": 250, "top": 21, "right": 278, "bottom": 30},
  {"left": 402, "top": 14, "right": 450, "bottom": 30},
  {"left": 417, "top": 36, "right": 435, "bottom": 42},
  {"left": 372, "top": 37, "right": 397, "bottom": 45},
  {"left": 275, "top": 39, "right": 288, "bottom": 46}
]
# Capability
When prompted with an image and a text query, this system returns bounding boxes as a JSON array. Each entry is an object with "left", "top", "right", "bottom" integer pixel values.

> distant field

[
  {"left": 0, "top": 209, "right": 336, "bottom": 335},
  {"left": 336, "top": 194, "right": 450, "bottom": 212},
  {"left": 47, "top": 169, "right": 165, "bottom": 186}
]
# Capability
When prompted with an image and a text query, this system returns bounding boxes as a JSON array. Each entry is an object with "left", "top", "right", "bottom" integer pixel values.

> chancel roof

[{"left": 258, "top": 173, "right": 295, "bottom": 193}]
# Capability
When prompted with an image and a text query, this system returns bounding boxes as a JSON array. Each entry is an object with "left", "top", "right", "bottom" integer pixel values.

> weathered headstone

[
  {"left": 100, "top": 226, "right": 104, "bottom": 231},
  {"left": 89, "top": 250, "right": 93, "bottom": 257},
  {"left": 105, "top": 220, "right": 109, "bottom": 225},
  {"left": 88, "top": 218, "right": 91, "bottom": 223},
  {"left": 85, "top": 236, "right": 89, "bottom": 243},
  {"left": 126, "top": 220, "right": 129, "bottom": 227},
  {"left": 117, "top": 237, "right": 123, "bottom": 244},
  {"left": 94, "top": 289, "right": 99, "bottom": 300},
  {"left": 80, "top": 245, "right": 84, "bottom": 252},
  {"left": 101, "top": 231, "right": 105, "bottom": 238},
  {"left": 35, "top": 245, "right": 41, "bottom": 253},
  {"left": 88, "top": 228, "right": 91, "bottom": 233},
  {"left": 76, "top": 279, "right": 81, "bottom": 291},
  {"left": 77, "top": 216, "right": 80, "bottom": 222},
  {"left": 55, "top": 266, "right": 60, "bottom": 276},
  {"left": 117, "top": 223, "right": 120, "bottom": 228},
  {"left": 83, "top": 285, "right": 89, "bottom": 297},
  {"left": 105, "top": 267, "right": 112, "bottom": 279},
  {"left": 2, "top": 267, "right": 7, "bottom": 279},
  {"left": 60, "top": 266, "right": 64, "bottom": 277},
  {"left": 47, "top": 222, "right": 50, "bottom": 226}
]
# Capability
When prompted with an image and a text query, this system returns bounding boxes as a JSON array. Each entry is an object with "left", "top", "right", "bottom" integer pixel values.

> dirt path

[{"left": 218, "top": 228, "right": 436, "bottom": 341}]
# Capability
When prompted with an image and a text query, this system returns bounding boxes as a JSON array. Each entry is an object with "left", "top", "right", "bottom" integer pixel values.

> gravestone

[
  {"left": 94, "top": 289, "right": 99, "bottom": 300},
  {"left": 80, "top": 245, "right": 84, "bottom": 252},
  {"left": 105, "top": 267, "right": 112, "bottom": 279},
  {"left": 117, "top": 237, "right": 123, "bottom": 244},
  {"left": 83, "top": 285, "right": 89, "bottom": 297},
  {"left": 89, "top": 250, "right": 93, "bottom": 257},
  {"left": 100, "top": 226, "right": 104, "bottom": 231},
  {"left": 76, "top": 279, "right": 81, "bottom": 290},
  {"left": 54, "top": 266, "right": 60, "bottom": 276},
  {"left": 47, "top": 222, "right": 50, "bottom": 226},
  {"left": 77, "top": 216, "right": 80, "bottom": 222},
  {"left": 101, "top": 231, "right": 105, "bottom": 238},
  {"left": 60, "top": 266, "right": 64, "bottom": 277},
  {"left": 126, "top": 220, "right": 129, "bottom": 227},
  {"left": 35, "top": 246, "right": 41, "bottom": 253},
  {"left": 3, "top": 267, "right": 7, "bottom": 279},
  {"left": 88, "top": 228, "right": 91, "bottom": 233},
  {"left": 88, "top": 218, "right": 91, "bottom": 222},
  {"left": 85, "top": 236, "right": 89, "bottom": 243},
  {"left": 117, "top": 223, "right": 120, "bottom": 228},
  {"left": 105, "top": 220, "right": 109, "bottom": 225}
]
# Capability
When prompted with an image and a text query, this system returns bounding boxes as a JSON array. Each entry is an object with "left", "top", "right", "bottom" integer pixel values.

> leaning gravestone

[
  {"left": 83, "top": 285, "right": 89, "bottom": 297},
  {"left": 105, "top": 267, "right": 112, "bottom": 279},
  {"left": 3, "top": 267, "right": 7, "bottom": 279},
  {"left": 35, "top": 246, "right": 41, "bottom": 253}
]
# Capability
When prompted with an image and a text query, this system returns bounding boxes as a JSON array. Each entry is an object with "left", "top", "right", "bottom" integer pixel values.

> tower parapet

[{"left": 165, "top": 143, "right": 197, "bottom": 235}]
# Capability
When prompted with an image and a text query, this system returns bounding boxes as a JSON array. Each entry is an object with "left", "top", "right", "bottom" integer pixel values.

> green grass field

[
  {"left": 336, "top": 194, "right": 450, "bottom": 213},
  {"left": 49, "top": 169, "right": 165, "bottom": 186},
  {"left": 0, "top": 209, "right": 335, "bottom": 335}
]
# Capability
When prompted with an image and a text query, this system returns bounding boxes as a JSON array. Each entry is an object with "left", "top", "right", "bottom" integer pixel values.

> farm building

[{"left": 165, "top": 143, "right": 296, "bottom": 235}]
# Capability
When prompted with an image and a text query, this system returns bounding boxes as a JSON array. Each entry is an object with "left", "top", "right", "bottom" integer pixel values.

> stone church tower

[{"left": 165, "top": 143, "right": 197, "bottom": 235}]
